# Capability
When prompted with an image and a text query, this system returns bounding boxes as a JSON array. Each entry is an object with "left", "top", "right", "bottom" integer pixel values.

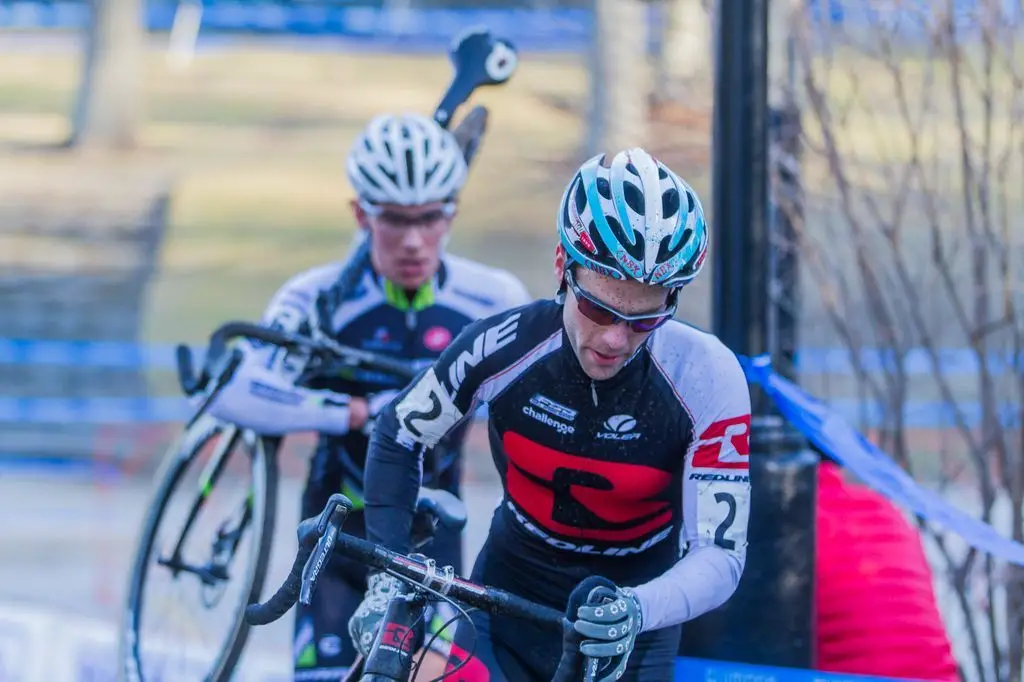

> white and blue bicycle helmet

[
  {"left": 557, "top": 148, "right": 708, "bottom": 288},
  {"left": 346, "top": 113, "right": 468, "bottom": 206}
]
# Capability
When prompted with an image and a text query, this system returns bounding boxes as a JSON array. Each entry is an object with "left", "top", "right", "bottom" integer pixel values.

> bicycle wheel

[{"left": 118, "top": 413, "right": 279, "bottom": 682}]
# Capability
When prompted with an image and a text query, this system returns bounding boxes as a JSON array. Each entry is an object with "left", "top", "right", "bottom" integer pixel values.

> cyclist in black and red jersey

[{"left": 349, "top": 147, "right": 753, "bottom": 681}]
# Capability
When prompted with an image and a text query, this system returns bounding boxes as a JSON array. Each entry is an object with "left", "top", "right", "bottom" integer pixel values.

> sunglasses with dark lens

[{"left": 565, "top": 268, "right": 676, "bottom": 333}]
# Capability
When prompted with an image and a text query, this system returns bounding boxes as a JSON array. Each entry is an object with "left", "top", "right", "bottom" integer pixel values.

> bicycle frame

[
  {"left": 158, "top": 319, "right": 417, "bottom": 597},
  {"left": 154, "top": 424, "right": 280, "bottom": 590},
  {"left": 155, "top": 424, "right": 246, "bottom": 584}
]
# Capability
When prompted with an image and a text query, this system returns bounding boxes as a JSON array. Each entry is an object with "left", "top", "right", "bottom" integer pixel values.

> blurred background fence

[{"left": 0, "top": 0, "right": 1022, "bottom": 679}]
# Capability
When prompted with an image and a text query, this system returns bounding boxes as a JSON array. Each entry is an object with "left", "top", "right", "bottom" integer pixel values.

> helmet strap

[{"left": 555, "top": 275, "right": 568, "bottom": 303}]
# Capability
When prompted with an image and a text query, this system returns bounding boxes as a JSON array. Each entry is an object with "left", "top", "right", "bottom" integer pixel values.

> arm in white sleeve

[
  {"left": 206, "top": 265, "right": 354, "bottom": 436},
  {"left": 632, "top": 343, "right": 752, "bottom": 632},
  {"left": 632, "top": 545, "right": 744, "bottom": 632},
  {"left": 207, "top": 352, "right": 352, "bottom": 435}
]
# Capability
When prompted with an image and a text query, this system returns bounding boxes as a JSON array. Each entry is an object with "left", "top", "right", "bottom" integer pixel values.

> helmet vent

[
  {"left": 623, "top": 181, "right": 644, "bottom": 215},
  {"left": 662, "top": 189, "right": 680, "bottom": 220}
]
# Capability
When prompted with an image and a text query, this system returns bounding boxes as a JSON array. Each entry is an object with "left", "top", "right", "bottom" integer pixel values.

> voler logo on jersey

[
  {"left": 691, "top": 414, "right": 751, "bottom": 470},
  {"left": 597, "top": 414, "right": 641, "bottom": 441},
  {"left": 447, "top": 313, "right": 520, "bottom": 392}
]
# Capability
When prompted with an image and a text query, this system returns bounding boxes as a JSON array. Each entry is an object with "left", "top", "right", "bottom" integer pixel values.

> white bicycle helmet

[
  {"left": 346, "top": 113, "right": 468, "bottom": 206},
  {"left": 557, "top": 148, "right": 709, "bottom": 288}
]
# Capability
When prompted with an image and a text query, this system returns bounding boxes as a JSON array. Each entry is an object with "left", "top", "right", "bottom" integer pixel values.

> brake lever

[
  {"left": 175, "top": 344, "right": 202, "bottom": 396},
  {"left": 299, "top": 495, "right": 352, "bottom": 605},
  {"left": 184, "top": 348, "right": 244, "bottom": 421}
]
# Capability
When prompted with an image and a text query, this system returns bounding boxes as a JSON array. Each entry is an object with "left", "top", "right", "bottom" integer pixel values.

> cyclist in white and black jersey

[
  {"left": 206, "top": 113, "right": 530, "bottom": 680},
  {"left": 351, "top": 148, "right": 752, "bottom": 681}
]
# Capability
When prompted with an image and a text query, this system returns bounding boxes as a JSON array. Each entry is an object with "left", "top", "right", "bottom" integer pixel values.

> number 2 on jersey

[{"left": 713, "top": 491, "right": 737, "bottom": 551}]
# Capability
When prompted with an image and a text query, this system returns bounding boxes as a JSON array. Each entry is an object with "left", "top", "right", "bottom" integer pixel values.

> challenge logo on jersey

[{"left": 691, "top": 414, "right": 751, "bottom": 470}]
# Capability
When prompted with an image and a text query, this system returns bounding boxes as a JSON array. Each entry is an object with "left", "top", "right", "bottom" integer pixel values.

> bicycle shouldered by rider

[{"left": 351, "top": 147, "right": 753, "bottom": 682}]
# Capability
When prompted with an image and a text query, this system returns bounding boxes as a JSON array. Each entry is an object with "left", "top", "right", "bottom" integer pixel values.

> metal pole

[{"left": 678, "top": 0, "right": 817, "bottom": 668}]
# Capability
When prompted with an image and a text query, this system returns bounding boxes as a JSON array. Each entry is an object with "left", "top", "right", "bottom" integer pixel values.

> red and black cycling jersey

[{"left": 364, "top": 298, "right": 751, "bottom": 626}]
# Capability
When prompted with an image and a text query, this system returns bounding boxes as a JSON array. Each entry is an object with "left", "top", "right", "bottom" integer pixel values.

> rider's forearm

[
  {"left": 631, "top": 544, "right": 743, "bottom": 632},
  {"left": 362, "top": 404, "right": 422, "bottom": 555},
  {"left": 207, "top": 358, "right": 351, "bottom": 435}
]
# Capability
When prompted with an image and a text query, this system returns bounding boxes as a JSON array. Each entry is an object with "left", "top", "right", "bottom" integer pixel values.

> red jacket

[{"left": 816, "top": 462, "right": 959, "bottom": 680}]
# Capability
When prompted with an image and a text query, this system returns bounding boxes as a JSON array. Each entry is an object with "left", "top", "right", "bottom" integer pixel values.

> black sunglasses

[{"left": 565, "top": 268, "right": 676, "bottom": 333}]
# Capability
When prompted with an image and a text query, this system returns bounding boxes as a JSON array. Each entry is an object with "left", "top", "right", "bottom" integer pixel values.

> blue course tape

[
  {"left": 0, "top": 396, "right": 190, "bottom": 424},
  {"left": 0, "top": 338, "right": 182, "bottom": 370},
  {"left": 0, "top": 453, "right": 123, "bottom": 479},
  {"left": 674, "top": 656, "right": 927, "bottom": 682},
  {"left": 1, "top": 337, "right": 1021, "bottom": 376},
  {"left": 0, "top": 394, "right": 1016, "bottom": 429},
  {"left": 0, "top": 339, "right": 1020, "bottom": 427},
  {"left": 742, "top": 354, "right": 1024, "bottom": 568}
]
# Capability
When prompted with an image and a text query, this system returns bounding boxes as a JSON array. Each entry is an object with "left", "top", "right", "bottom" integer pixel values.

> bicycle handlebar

[
  {"left": 245, "top": 493, "right": 563, "bottom": 629},
  {"left": 245, "top": 494, "right": 600, "bottom": 682},
  {"left": 244, "top": 508, "right": 336, "bottom": 625},
  {"left": 175, "top": 321, "right": 419, "bottom": 398}
]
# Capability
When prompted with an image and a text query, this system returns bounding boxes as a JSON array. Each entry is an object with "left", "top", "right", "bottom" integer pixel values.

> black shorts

[{"left": 440, "top": 543, "right": 679, "bottom": 682}]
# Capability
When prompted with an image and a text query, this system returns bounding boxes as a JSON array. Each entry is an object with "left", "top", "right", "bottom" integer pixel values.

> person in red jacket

[{"left": 816, "top": 459, "right": 960, "bottom": 681}]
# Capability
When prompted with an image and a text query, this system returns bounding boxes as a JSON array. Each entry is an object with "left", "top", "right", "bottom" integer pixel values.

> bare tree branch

[{"left": 788, "top": 3, "right": 1023, "bottom": 677}]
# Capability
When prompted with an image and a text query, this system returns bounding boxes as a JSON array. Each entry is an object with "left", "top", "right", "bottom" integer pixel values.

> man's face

[
  {"left": 354, "top": 200, "right": 455, "bottom": 289},
  {"left": 557, "top": 249, "right": 675, "bottom": 381}
]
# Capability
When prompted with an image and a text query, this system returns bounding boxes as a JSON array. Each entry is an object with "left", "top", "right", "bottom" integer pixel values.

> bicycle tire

[{"left": 118, "top": 415, "right": 279, "bottom": 682}]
